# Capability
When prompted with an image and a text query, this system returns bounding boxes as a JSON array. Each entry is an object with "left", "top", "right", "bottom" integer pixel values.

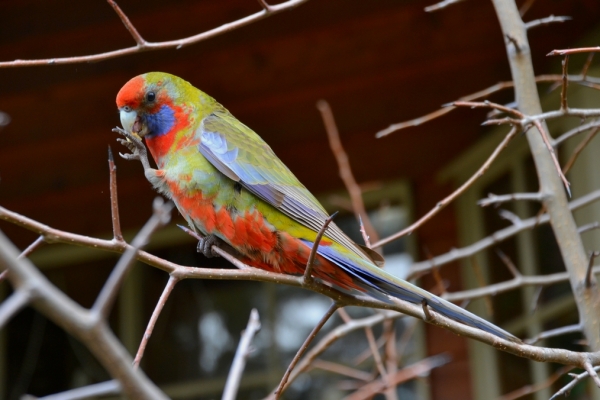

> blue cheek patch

[{"left": 146, "top": 105, "right": 176, "bottom": 137}]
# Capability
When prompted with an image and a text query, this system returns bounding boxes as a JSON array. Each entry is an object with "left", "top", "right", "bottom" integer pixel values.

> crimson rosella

[{"left": 115, "top": 72, "right": 518, "bottom": 342}]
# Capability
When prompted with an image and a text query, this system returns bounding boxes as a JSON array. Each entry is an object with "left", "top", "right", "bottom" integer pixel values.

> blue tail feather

[{"left": 303, "top": 240, "right": 520, "bottom": 343}]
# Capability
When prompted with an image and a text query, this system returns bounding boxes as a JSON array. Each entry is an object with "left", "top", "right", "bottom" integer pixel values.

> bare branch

[
  {"left": 0, "top": 231, "right": 167, "bottom": 399},
  {"left": 36, "top": 380, "right": 121, "bottom": 400},
  {"left": 18, "top": 236, "right": 46, "bottom": 259},
  {"left": 222, "top": 309, "right": 261, "bottom": 400},
  {"left": 477, "top": 192, "right": 545, "bottom": 207},
  {"left": 284, "top": 311, "right": 405, "bottom": 391},
  {"left": 424, "top": 0, "right": 466, "bottom": 13},
  {"left": 376, "top": 74, "right": 600, "bottom": 138},
  {"left": 421, "top": 300, "right": 434, "bottom": 322},
  {"left": 578, "top": 221, "right": 600, "bottom": 234},
  {"left": 274, "top": 302, "right": 340, "bottom": 398},
  {"left": 524, "top": 15, "right": 571, "bottom": 30},
  {"left": 582, "top": 53, "right": 595, "bottom": 79},
  {"left": 586, "top": 251, "right": 600, "bottom": 288},
  {"left": 344, "top": 354, "right": 451, "bottom": 400},
  {"left": 256, "top": 0, "right": 274, "bottom": 12},
  {"left": 305, "top": 212, "right": 338, "bottom": 283},
  {"left": 310, "top": 359, "right": 372, "bottom": 381},
  {"left": 519, "top": 0, "right": 535, "bottom": 16},
  {"left": 363, "top": 325, "right": 388, "bottom": 383},
  {"left": 108, "top": 147, "right": 124, "bottom": 242},
  {"left": 107, "top": 0, "right": 146, "bottom": 46},
  {"left": 359, "top": 216, "right": 371, "bottom": 248},
  {"left": 0, "top": 289, "right": 31, "bottom": 329},
  {"left": 0, "top": 0, "right": 310, "bottom": 68},
  {"left": 525, "top": 324, "right": 581, "bottom": 345},
  {"left": 317, "top": 100, "right": 379, "bottom": 243},
  {"left": 499, "top": 365, "right": 574, "bottom": 400},
  {"left": 549, "top": 47, "right": 600, "bottom": 57},
  {"left": 443, "top": 266, "right": 600, "bottom": 303},
  {"left": 373, "top": 126, "right": 518, "bottom": 248},
  {"left": 133, "top": 275, "right": 179, "bottom": 368},
  {"left": 553, "top": 119, "right": 600, "bottom": 146},
  {"left": 562, "top": 127, "right": 600, "bottom": 175},
  {"left": 561, "top": 56, "right": 570, "bottom": 111},
  {"left": 551, "top": 365, "right": 600, "bottom": 399},
  {"left": 495, "top": 249, "right": 521, "bottom": 278},
  {"left": 584, "top": 359, "right": 600, "bottom": 387},
  {"left": 408, "top": 188, "right": 600, "bottom": 277},
  {"left": 92, "top": 198, "right": 173, "bottom": 319}
]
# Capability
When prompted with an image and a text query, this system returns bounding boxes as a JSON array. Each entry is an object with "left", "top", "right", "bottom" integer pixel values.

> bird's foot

[
  {"left": 197, "top": 234, "right": 223, "bottom": 258},
  {"left": 113, "top": 127, "right": 151, "bottom": 170}
]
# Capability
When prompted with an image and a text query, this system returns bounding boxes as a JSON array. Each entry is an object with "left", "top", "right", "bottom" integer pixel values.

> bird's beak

[{"left": 120, "top": 108, "right": 137, "bottom": 134}]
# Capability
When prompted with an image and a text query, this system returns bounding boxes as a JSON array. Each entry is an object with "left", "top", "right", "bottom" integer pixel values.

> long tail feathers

[{"left": 309, "top": 241, "right": 521, "bottom": 343}]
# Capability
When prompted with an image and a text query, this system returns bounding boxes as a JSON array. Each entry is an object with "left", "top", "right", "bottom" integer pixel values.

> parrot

[{"left": 115, "top": 72, "right": 519, "bottom": 342}]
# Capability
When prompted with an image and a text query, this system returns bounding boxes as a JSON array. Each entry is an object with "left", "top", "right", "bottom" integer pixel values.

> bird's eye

[
  {"left": 146, "top": 92, "right": 156, "bottom": 102},
  {"left": 122, "top": 105, "right": 132, "bottom": 112}
]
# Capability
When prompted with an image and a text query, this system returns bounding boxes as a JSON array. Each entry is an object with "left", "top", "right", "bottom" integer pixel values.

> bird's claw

[
  {"left": 197, "top": 234, "right": 222, "bottom": 258},
  {"left": 113, "top": 127, "right": 150, "bottom": 169}
]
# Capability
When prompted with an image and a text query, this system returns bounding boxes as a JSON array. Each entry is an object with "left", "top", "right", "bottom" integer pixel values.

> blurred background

[{"left": 1, "top": 0, "right": 600, "bottom": 399}]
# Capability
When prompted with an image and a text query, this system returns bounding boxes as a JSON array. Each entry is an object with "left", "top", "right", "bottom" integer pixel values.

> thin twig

[
  {"left": 452, "top": 100, "right": 571, "bottom": 194},
  {"left": 304, "top": 212, "right": 338, "bottom": 282},
  {"left": 562, "top": 127, "right": 600, "bottom": 175},
  {"left": 133, "top": 275, "right": 179, "bottom": 368},
  {"left": 524, "top": 15, "right": 571, "bottom": 30},
  {"left": 373, "top": 126, "right": 519, "bottom": 248},
  {"left": 495, "top": 249, "right": 521, "bottom": 278},
  {"left": 310, "top": 360, "right": 372, "bottom": 381},
  {"left": 578, "top": 221, "right": 600, "bottom": 234},
  {"left": 560, "top": 56, "right": 569, "bottom": 111},
  {"left": 359, "top": 216, "right": 371, "bottom": 248},
  {"left": 17, "top": 236, "right": 46, "bottom": 259},
  {"left": 582, "top": 53, "right": 595, "bottom": 79},
  {"left": 408, "top": 188, "right": 600, "bottom": 277},
  {"left": 286, "top": 311, "right": 405, "bottom": 391},
  {"left": 107, "top": 0, "right": 146, "bottom": 46},
  {"left": 222, "top": 309, "right": 261, "bottom": 400},
  {"left": 256, "top": 0, "right": 274, "bottom": 12},
  {"left": 376, "top": 75, "right": 600, "bottom": 138},
  {"left": 317, "top": 100, "right": 379, "bottom": 243},
  {"left": 424, "top": 0, "right": 466, "bottom": 12},
  {"left": 274, "top": 302, "right": 340, "bottom": 398},
  {"left": 35, "top": 380, "right": 121, "bottom": 400},
  {"left": 498, "top": 365, "right": 574, "bottom": 400},
  {"left": 343, "top": 354, "right": 451, "bottom": 400},
  {"left": 92, "top": 198, "right": 173, "bottom": 319},
  {"left": 553, "top": 120, "right": 600, "bottom": 146},
  {"left": 364, "top": 326, "right": 388, "bottom": 384},
  {"left": 383, "top": 320, "right": 398, "bottom": 400},
  {"left": 551, "top": 365, "right": 600, "bottom": 399},
  {"left": 586, "top": 251, "right": 599, "bottom": 288},
  {"left": 108, "top": 147, "right": 124, "bottom": 242},
  {"left": 0, "top": 0, "right": 310, "bottom": 68},
  {"left": 519, "top": 0, "right": 535, "bottom": 16},
  {"left": 525, "top": 324, "right": 581, "bottom": 345},
  {"left": 421, "top": 300, "right": 433, "bottom": 322},
  {"left": 548, "top": 47, "right": 600, "bottom": 57},
  {"left": 478, "top": 192, "right": 544, "bottom": 207},
  {"left": 583, "top": 359, "right": 600, "bottom": 386},
  {"left": 442, "top": 266, "right": 600, "bottom": 303},
  {"left": 0, "top": 289, "right": 31, "bottom": 328}
]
